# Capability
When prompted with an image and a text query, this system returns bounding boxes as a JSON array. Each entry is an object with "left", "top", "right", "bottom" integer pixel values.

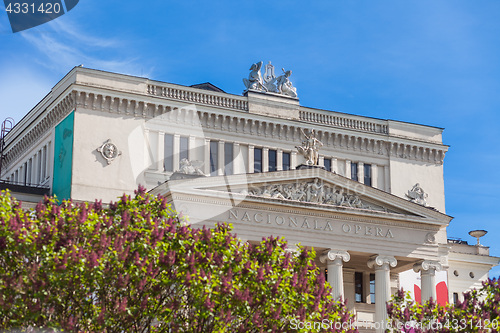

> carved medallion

[{"left": 97, "top": 139, "right": 121, "bottom": 165}]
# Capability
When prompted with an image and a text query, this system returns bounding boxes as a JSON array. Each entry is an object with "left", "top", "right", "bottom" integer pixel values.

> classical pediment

[
  {"left": 245, "top": 180, "right": 396, "bottom": 214},
  {"left": 150, "top": 168, "right": 452, "bottom": 226}
]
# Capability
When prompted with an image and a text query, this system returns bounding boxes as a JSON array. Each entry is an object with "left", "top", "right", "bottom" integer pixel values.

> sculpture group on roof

[{"left": 243, "top": 61, "right": 298, "bottom": 98}]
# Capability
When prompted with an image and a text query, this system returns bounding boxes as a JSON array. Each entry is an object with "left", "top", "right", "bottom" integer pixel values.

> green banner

[{"left": 52, "top": 111, "right": 74, "bottom": 200}]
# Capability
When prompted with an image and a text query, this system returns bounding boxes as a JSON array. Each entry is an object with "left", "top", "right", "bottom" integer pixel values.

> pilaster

[
  {"left": 291, "top": 151, "right": 297, "bottom": 170},
  {"left": 372, "top": 164, "right": 379, "bottom": 189},
  {"left": 263, "top": 147, "right": 269, "bottom": 172},
  {"left": 358, "top": 162, "right": 364, "bottom": 184},
  {"left": 158, "top": 132, "right": 165, "bottom": 172},
  {"left": 204, "top": 139, "right": 210, "bottom": 175},
  {"left": 233, "top": 143, "right": 241, "bottom": 174},
  {"left": 277, "top": 149, "right": 283, "bottom": 171},
  {"left": 173, "top": 134, "right": 180, "bottom": 172},
  {"left": 248, "top": 145, "right": 254, "bottom": 173},
  {"left": 218, "top": 140, "right": 225, "bottom": 176}
]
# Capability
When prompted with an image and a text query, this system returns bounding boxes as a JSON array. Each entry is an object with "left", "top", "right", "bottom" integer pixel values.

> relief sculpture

[{"left": 248, "top": 178, "right": 387, "bottom": 212}]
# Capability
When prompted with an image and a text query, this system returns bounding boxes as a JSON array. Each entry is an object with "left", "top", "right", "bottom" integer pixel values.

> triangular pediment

[{"left": 150, "top": 168, "right": 452, "bottom": 226}]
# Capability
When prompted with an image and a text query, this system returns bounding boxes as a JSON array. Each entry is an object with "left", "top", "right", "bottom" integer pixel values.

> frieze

[
  {"left": 247, "top": 178, "right": 393, "bottom": 213},
  {"left": 228, "top": 209, "right": 394, "bottom": 239}
]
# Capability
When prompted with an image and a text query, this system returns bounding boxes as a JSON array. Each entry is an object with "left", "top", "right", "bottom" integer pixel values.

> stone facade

[{"left": 1, "top": 66, "right": 498, "bottom": 331}]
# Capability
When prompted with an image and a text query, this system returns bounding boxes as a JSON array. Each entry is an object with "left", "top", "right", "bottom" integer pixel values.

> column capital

[
  {"left": 367, "top": 255, "right": 397, "bottom": 269},
  {"left": 320, "top": 249, "right": 350, "bottom": 264},
  {"left": 413, "top": 260, "right": 442, "bottom": 273}
]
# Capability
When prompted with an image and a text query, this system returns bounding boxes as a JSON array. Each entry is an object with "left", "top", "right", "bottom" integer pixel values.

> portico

[{"left": 151, "top": 167, "right": 453, "bottom": 331}]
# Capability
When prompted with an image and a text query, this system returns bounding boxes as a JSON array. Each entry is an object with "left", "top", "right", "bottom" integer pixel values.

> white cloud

[{"left": 19, "top": 18, "right": 150, "bottom": 77}]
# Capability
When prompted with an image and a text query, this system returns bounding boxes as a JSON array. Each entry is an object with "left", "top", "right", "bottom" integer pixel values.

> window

[
  {"left": 282, "top": 152, "right": 290, "bottom": 171},
  {"left": 179, "top": 136, "right": 189, "bottom": 168},
  {"left": 370, "top": 273, "right": 375, "bottom": 303},
  {"left": 324, "top": 158, "right": 332, "bottom": 172},
  {"left": 254, "top": 148, "right": 262, "bottom": 173},
  {"left": 355, "top": 272, "right": 363, "bottom": 303},
  {"left": 210, "top": 141, "right": 218, "bottom": 176},
  {"left": 224, "top": 142, "right": 233, "bottom": 175},
  {"left": 164, "top": 134, "right": 174, "bottom": 171},
  {"left": 453, "top": 292, "right": 459, "bottom": 305},
  {"left": 351, "top": 162, "right": 358, "bottom": 181},
  {"left": 268, "top": 149, "right": 277, "bottom": 172},
  {"left": 23, "top": 163, "right": 27, "bottom": 185},
  {"left": 364, "top": 164, "right": 372, "bottom": 186}
]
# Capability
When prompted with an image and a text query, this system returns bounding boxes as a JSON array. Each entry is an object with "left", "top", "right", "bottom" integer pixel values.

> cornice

[
  {"left": 168, "top": 190, "right": 443, "bottom": 231},
  {"left": 3, "top": 81, "right": 448, "bottom": 169},
  {"left": 3, "top": 91, "right": 75, "bottom": 170}
]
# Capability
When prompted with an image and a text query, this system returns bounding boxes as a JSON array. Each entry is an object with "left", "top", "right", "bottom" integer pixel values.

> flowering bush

[
  {"left": 0, "top": 188, "right": 356, "bottom": 332},
  {"left": 387, "top": 279, "right": 500, "bottom": 332}
]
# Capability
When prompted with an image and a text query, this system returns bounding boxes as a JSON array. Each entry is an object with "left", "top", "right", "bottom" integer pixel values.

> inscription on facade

[{"left": 228, "top": 209, "right": 394, "bottom": 239}]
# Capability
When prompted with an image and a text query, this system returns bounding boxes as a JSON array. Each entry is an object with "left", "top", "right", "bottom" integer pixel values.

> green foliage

[
  {"left": 0, "top": 188, "right": 356, "bottom": 332},
  {"left": 387, "top": 279, "right": 500, "bottom": 332}
]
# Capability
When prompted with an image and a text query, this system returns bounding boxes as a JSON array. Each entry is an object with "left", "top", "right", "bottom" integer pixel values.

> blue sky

[{"left": 1, "top": 1, "right": 499, "bottom": 276}]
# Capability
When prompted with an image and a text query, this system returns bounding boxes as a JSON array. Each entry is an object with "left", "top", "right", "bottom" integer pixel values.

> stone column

[
  {"left": 320, "top": 250, "right": 350, "bottom": 300},
  {"left": 368, "top": 255, "right": 397, "bottom": 333},
  {"left": 345, "top": 160, "right": 351, "bottom": 178},
  {"left": 413, "top": 260, "right": 442, "bottom": 302}
]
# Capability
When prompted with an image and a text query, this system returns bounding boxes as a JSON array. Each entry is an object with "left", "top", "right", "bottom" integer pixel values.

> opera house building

[{"left": 1, "top": 64, "right": 498, "bottom": 331}]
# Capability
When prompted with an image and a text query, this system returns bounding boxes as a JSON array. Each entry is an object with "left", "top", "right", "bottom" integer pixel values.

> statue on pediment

[
  {"left": 296, "top": 129, "right": 323, "bottom": 166},
  {"left": 405, "top": 183, "right": 428, "bottom": 206}
]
